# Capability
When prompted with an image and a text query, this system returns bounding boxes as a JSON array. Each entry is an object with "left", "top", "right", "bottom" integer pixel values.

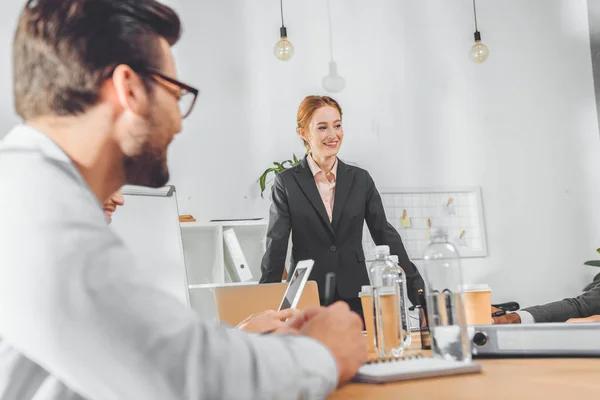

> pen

[
  {"left": 324, "top": 272, "right": 336, "bottom": 306},
  {"left": 443, "top": 289, "right": 454, "bottom": 325},
  {"left": 417, "top": 289, "right": 428, "bottom": 320},
  {"left": 417, "top": 289, "right": 431, "bottom": 350},
  {"left": 492, "top": 310, "right": 506, "bottom": 317}
]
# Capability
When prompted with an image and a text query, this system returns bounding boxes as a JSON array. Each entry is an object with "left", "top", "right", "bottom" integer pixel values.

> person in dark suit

[
  {"left": 260, "top": 95, "right": 425, "bottom": 320},
  {"left": 492, "top": 283, "right": 600, "bottom": 324}
]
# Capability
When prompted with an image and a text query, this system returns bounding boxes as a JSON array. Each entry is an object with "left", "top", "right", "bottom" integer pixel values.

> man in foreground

[{"left": 0, "top": 1, "right": 367, "bottom": 399}]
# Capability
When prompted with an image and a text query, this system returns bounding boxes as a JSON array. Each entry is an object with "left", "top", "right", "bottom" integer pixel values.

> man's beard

[{"left": 123, "top": 141, "right": 169, "bottom": 188}]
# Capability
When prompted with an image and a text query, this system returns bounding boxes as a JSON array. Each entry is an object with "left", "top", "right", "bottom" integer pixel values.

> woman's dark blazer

[{"left": 259, "top": 156, "right": 425, "bottom": 306}]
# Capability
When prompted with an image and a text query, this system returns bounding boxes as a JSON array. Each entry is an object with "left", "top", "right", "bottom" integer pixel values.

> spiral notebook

[{"left": 353, "top": 355, "right": 482, "bottom": 384}]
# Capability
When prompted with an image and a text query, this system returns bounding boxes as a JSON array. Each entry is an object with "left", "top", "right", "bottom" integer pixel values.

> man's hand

[
  {"left": 491, "top": 306, "right": 502, "bottom": 315},
  {"left": 491, "top": 306, "right": 521, "bottom": 324},
  {"left": 299, "top": 301, "right": 368, "bottom": 385},
  {"left": 267, "top": 307, "right": 324, "bottom": 336},
  {"left": 236, "top": 309, "right": 299, "bottom": 333},
  {"left": 567, "top": 315, "right": 600, "bottom": 323}
]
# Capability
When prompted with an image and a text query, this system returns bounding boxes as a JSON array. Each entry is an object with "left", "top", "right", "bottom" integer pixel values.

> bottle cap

[
  {"left": 429, "top": 227, "right": 448, "bottom": 239},
  {"left": 375, "top": 245, "right": 390, "bottom": 255}
]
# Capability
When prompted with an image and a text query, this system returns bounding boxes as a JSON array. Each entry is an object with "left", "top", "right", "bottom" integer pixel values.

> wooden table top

[{"left": 328, "top": 332, "right": 600, "bottom": 399}]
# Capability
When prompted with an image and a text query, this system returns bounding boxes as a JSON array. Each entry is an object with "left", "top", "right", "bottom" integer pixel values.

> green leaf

[
  {"left": 596, "top": 248, "right": 600, "bottom": 254},
  {"left": 259, "top": 177, "right": 266, "bottom": 198},
  {"left": 584, "top": 260, "right": 600, "bottom": 267},
  {"left": 258, "top": 173, "right": 268, "bottom": 198},
  {"left": 258, "top": 152, "right": 305, "bottom": 198},
  {"left": 258, "top": 167, "right": 276, "bottom": 182},
  {"left": 258, "top": 167, "right": 277, "bottom": 198}
]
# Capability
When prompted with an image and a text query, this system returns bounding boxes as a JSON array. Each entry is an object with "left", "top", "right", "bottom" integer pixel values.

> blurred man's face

[
  {"left": 103, "top": 190, "right": 124, "bottom": 223},
  {"left": 120, "top": 38, "right": 183, "bottom": 188}
]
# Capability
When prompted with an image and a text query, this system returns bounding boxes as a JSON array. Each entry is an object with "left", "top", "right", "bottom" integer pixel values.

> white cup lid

[
  {"left": 358, "top": 286, "right": 395, "bottom": 296},
  {"left": 462, "top": 284, "right": 491, "bottom": 292}
]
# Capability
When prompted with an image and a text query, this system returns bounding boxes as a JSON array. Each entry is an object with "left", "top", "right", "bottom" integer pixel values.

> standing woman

[{"left": 260, "top": 95, "right": 424, "bottom": 320}]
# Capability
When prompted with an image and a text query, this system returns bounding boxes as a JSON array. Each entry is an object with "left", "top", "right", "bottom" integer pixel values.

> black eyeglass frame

[{"left": 138, "top": 66, "right": 199, "bottom": 119}]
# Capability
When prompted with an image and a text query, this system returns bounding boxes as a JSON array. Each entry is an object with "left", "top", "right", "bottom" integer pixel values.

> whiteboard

[
  {"left": 110, "top": 185, "right": 190, "bottom": 306},
  {"left": 362, "top": 187, "right": 488, "bottom": 261}
]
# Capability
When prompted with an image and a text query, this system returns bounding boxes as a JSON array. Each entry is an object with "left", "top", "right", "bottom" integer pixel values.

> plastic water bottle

[
  {"left": 388, "top": 255, "right": 412, "bottom": 349},
  {"left": 368, "top": 245, "right": 404, "bottom": 357},
  {"left": 422, "top": 227, "right": 471, "bottom": 362}
]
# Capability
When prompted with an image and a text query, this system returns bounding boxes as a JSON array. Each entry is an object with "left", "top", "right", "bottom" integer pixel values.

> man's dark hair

[{"left": 13, "top": 0, "right": 181, "bottom": 120}]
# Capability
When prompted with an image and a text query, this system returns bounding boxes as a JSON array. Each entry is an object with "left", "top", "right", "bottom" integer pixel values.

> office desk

[{"left": 329, "top": 334, "right": 600, "bottom": 399}]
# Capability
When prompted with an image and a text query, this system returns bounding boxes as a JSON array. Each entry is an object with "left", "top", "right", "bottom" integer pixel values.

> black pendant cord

[
  {"left": 472, "top": 0, "right": 482, "bottom": 42},
  {"left": 279, "top": 0, "right": 288, "bottom": 38},
  {"left": 472, "top": 0, "right": 479, "bottom": 32}
]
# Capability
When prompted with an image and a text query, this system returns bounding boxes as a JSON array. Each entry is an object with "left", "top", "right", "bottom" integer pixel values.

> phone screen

[{"left": 279, "top": 267, "right": 308, "bottom": 310}]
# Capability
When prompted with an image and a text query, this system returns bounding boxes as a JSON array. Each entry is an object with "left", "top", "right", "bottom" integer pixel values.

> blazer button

[{"left": 330, "top": 245, "right": 337, "bottom": 252}]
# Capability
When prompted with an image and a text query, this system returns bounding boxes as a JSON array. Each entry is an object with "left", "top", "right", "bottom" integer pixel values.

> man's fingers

[
  {"left": 350, "top": 311, "right": 363, "bottom": 329},
  {"left": 298, "top": 307, "right": 324, "bottom": 321},
  {"left": 285, "top": 307, "right": 325, "bottom": 329},
  {"left": 329, "top": 301, "right": 351, "bottom": 312},
  {"left": 274, "top": 308, "right": 299, "bottom": 321}
]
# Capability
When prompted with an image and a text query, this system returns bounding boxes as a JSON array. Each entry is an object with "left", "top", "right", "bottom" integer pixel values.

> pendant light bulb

[
  {"left": 274, "top": 0, "right": 294, "bottom": 62},
  {"left": 321, "top": 61, "right": 345, "bottom": 93},
  {"left": 470, "top": 31, "right": 489, "bottom": 63},
  {"left": 321, "top": 0, "right": 345, "bottom": 92},
  {"left": 469, "top": 1, "right": 488, "bottom": 64},
  {"left": 274, "top": 27, "right": 294, "bottom": 61}
]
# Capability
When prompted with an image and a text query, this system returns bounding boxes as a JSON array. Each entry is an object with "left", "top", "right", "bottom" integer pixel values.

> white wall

[
  {"left": 165, "top": 0, "right": 600, "bottom": 308},
  {"left": 1, "top": 1, "right": 599, "bottom": 308}
]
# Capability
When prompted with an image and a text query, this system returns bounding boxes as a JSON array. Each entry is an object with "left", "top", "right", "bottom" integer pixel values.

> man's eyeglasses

[{"left": 140, "top": 67, "right": 199, "bottom": 119}]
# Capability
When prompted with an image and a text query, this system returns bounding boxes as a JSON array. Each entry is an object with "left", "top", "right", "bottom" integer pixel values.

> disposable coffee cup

[
  {"left": 359, "top": 286, "right": 399, "bottom": 355},
  {"left": 462, "top": 284, "right": 492, "bottom": 325}
]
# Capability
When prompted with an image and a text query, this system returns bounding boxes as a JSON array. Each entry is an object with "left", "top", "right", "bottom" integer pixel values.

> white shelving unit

[
  {"left": 180, "top": 220, "right": 269, "bottom": 285},
  {"left": 181, "top": 219, "right": 270, "bottom": 321}
]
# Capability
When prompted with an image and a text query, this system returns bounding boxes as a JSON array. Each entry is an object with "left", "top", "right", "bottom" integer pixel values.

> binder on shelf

[{"left": 223, "top": 228, "right": 253, "bottom": 282}]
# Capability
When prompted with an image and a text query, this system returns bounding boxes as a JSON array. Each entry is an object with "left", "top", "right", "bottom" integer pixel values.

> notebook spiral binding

[{"left": 365, "top": 353, "right": 424, "bottom": 365}]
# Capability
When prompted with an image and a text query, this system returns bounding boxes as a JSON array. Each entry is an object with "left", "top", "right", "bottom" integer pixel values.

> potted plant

[
  {"left": 258, "top": 153, "right": 302, "bottom": 198},
  {"left": 583, "top": 249, "right": 600, "bottom": 292},
  {"left": 257, "top": 153, "right": 306, "bottom": 280}
]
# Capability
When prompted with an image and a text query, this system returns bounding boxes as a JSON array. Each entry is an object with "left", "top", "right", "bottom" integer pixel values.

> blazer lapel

[
  {"left": 332, "top": 159, "right": 354, "bottom": 230},
  {"left": 293, "top": 157, "right": 335, "bottom": 237}
]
